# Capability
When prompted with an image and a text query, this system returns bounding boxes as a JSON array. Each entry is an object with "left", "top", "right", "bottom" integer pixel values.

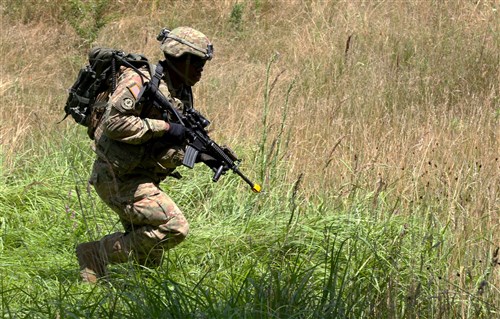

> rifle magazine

[{"left": 182, "top": 145, "right": 199, "bottom": 169}]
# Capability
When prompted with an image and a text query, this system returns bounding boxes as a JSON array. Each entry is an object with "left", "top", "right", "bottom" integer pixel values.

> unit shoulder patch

[{"left": 121, "top": 97, "right": 135, "bottom": 110}]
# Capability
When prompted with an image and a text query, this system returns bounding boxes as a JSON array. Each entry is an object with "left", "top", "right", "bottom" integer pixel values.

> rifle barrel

[{"left": 234, "top": 167, "right": 261, "bottom": 193}]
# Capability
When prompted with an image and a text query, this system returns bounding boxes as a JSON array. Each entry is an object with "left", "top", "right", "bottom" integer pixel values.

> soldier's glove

[{"left": 164, "top": 123, "right": 186, "bottom": 144}]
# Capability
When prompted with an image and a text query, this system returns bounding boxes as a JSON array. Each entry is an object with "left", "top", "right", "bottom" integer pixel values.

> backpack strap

[
  {"left": 150, "top": 63, "right": 164, "bottom": 94},
  {"left": 137, "top": 62, "right": 167, "bottom": 120}
]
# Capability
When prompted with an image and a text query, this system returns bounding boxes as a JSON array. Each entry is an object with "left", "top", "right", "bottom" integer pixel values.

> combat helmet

[{"left": 158, "top": 27, "right": 213, "bottom": 60}]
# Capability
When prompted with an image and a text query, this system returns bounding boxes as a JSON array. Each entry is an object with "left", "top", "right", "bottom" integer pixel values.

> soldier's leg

[
  {"left": 77, "top": 162, "right": 188, "bottom": 282},
  {"left": 99, "top": 186, "right": 189, "bottom": 266},
  {"left": 113, "top": 217, "right": 164, "bottom": 267}
]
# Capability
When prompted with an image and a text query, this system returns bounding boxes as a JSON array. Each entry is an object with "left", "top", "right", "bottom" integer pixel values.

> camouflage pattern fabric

[
  {"left": 160, "top": 26, "right": 213, "bottom": 60},
  {"left": 93, "top": 65, "right": 186, "bottom": 175},
  {"left": 90, "top": 160, "right": 188, "bottom": 266},
  {"left": 88, "top": 64, "right": 192, "bottom": 267}
]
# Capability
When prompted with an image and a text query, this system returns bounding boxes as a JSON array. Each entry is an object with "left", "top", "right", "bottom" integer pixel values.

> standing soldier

[{"left": 76, "top": 26, "right": 214, "bottom": 283}]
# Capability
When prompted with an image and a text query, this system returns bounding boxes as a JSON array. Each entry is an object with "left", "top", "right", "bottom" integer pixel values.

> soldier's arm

[{"left": 102, "top": 69, "right": 168, "bottom": 144}]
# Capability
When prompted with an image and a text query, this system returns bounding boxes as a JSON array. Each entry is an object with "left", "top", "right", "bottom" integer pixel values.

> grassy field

[{"left": 1, "top": 1, "right": 499, "bottom": 318}]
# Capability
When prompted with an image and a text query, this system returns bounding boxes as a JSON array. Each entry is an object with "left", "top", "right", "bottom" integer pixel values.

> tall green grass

[
  {"left": 1, "top": 1, "right": 498, "bottom": 318},
  {"left": 1, "top": 114, "right": 497, "bottom": 318}
]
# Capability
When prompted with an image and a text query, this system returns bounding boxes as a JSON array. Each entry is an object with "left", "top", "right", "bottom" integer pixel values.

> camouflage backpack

[{"left": 63, "top": 47, "right": 151, "bottom": 139}]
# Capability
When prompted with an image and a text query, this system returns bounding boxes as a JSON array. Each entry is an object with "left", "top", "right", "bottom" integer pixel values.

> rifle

[{"left": 145, "top": 62, "right": 262, "bottom": 193}]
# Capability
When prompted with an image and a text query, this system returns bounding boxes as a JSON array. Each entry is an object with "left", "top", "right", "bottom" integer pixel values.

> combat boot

[{"left": 76, "top": 241, "right": 107, "bottom": 283}]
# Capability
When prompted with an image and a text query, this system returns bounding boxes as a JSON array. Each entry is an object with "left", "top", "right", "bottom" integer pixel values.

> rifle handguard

[{"left": 222, "top": 146, "right": 239, "bottom": 162}]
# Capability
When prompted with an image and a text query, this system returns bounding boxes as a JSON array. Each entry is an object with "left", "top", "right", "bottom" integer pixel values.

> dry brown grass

[{"left": 1, "top": 0, "right": 499, "bottom": 303}]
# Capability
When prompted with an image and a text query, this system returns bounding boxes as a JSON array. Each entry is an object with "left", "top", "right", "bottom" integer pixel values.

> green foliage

[
  {"left": 0, "top": 126, "right": 497, "bottom": 318},
  {"left": 1, "top": 1, "right": 498, "bottom": 317},
  {"left": 65, "top": 0, "right": 112, "bottom": 45},
  {"left": 229, "top": 3, "right": 245, "bottom": 31},
  {"left": 2, "top": 0, "right": 111, "bottom": 44},
  {"left": 1, "top": 0, "right": 65, "bottom": 24}
]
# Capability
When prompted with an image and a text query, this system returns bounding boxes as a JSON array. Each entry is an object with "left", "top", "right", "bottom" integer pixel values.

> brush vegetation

[{"left": 0, "top": 1, "right": 499, "bottom": 318}]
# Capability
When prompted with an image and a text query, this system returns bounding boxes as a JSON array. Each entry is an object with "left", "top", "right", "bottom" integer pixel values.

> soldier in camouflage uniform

[{"left": 76, "top": 27, "right": 214, "bottom": 283}]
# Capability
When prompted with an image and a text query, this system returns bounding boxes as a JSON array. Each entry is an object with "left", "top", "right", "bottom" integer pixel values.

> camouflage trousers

[{"left": 89, "top": 159, "right": 189, "bottom": 267}]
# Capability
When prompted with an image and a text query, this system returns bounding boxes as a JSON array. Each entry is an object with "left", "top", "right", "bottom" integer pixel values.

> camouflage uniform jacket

[{"left": 93, "top": 64, "right": 191, "bottom": 180}]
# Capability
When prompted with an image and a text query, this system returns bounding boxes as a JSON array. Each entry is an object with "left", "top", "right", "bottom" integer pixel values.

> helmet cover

[{"left": 158, "top": 27, "right": 213, "bottom": 60}]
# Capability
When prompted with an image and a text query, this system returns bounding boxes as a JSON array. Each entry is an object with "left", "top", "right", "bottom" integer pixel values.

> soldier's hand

[{"left": 164, "top": 122, "right": 186, "bottom": 144}]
